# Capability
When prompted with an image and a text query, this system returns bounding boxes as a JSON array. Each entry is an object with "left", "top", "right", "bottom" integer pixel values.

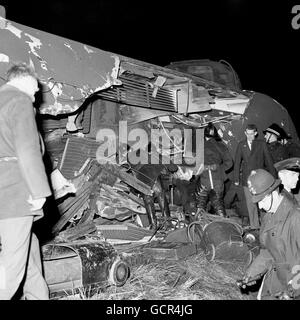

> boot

[{"left": 211, "top": 191, "right": 226, "bottom": 217}]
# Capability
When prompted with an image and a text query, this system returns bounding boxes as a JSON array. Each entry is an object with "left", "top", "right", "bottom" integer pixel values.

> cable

[
  {"left": 159, "top": 118, "right": 184, "bottom": 153},
  {"left": 187, "top": 220, "right": 204, "bottom": 243},
  {"left": 40, "top": 78, "right": 57, "bottom": 93}
]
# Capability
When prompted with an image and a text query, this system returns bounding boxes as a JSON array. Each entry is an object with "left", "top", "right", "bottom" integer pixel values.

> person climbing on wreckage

[
  {"left": 194, "top": 123, "right": 233, "bottom": 218},
  {"left": 239, "top": 169, "right": 300, "bottom": 300},
  {"left": 125, "top": 142, "right": 177, "bottom": 230}
]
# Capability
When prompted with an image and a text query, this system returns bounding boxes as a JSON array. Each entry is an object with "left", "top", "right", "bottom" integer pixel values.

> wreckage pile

[
  {"left": 48, "top": 134, "right": 156, "bottom": 241},
  {"left": 41, "top": 133, "right": 259, "bottom": 299},
  {"left": 61, "top": 251, "right": 251, "bottom": 300}
]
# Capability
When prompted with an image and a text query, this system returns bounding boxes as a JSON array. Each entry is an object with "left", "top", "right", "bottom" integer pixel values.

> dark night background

[{"left": 2, "top": 0, "right": 300, "bottom": 127}]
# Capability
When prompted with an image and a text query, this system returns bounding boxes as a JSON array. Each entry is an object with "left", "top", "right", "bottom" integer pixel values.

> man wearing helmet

[{"left": 241, "top": 169, "right": 300, "bottom": 300}]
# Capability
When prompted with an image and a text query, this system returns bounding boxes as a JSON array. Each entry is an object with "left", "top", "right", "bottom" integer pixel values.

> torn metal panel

[
  {"left": 166, "top": 81, "right": 212, "bottom": 114},
  {"left": 0, "top": 16, "right": 120, "bottom": 115},
  {"left": 119, "top": 104, "right": 173, "bottom": 125},
  {"left": 120, "top": 61, "right": 155, "bottom": 79},
  {"left": 210, "top": 95, "right": 250, "bottom": 115}
]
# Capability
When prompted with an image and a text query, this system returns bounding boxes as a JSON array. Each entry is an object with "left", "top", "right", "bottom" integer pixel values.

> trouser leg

[
  {"left": 156, "top": 192, "right": 171, "bottom": 220},
  {"left": 243, "top": 186, "right": 259, "bottom": 229},
  {"left": 210, "top": 181, "right": 226, "bottom": 217},
  {"left": 23, "top": 233, "right": 49, "bottom": 300},
  {"left": 210, "top": 191, "right": 226, "bottom": 217},
  {"left": 224, "top": 182, "right": 237, "bottom": 209},
  {"left": 0, "top": 216, "right": 33, "bottom": 300},
  {"left": 153, "top": 177, "right": 171, "bottom": 226},
  {"left": 143, "top": 195, "right": 157, "bottom": 229},
  {"left": 195, "top": 183, "right": 209, "bottom": 211}
]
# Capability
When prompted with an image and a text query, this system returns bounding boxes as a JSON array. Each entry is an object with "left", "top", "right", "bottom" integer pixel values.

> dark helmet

[{"left": 247, "top": 169, "right": 281, "bottom": 203}]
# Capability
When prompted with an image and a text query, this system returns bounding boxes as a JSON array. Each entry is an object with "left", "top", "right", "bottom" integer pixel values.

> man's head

[
  {"left": 244, "top": 124, "right": 257, "bottom": 142},
  {"left": 6, "top": 62, "right": 39, "bottom": 101},
  {"left": 247, "top": 169, "right": 281, "bottom": 212},
  {"left": 278, "top": 170, "right": 299, "bottom": 192},
  {"left": 263, "top": 123, "right": 282, "bottom": 144},
  {"left": 275, "top": 157, "right": 300, "bottom": 192}
]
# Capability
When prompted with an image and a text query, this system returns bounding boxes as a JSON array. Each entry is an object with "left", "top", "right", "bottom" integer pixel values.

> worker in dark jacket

[
  {"left": 275, "top": 157, "right": 300, "bottom": 204},
  {"left": 276, "top": 126, "right": 300, "bottom": 158},
  {"left": 195, "top": 123, "right": 233, "bottom": 217},
  {"left": 263, "top": 123, "right": 288, "bottom": 163},
  {"left": 241, "top": 169, "right": 300, "bottom": 300},
  {"left": 0, "top": 63, "right": 51, "bottom": 299},
  {"left": 233, "top": 124, "right": 276, "bottom": 229}
]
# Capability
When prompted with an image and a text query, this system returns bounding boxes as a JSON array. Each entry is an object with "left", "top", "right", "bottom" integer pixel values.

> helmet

[{"left": 247, "top": 169, "right": 281, "bottom": 203}]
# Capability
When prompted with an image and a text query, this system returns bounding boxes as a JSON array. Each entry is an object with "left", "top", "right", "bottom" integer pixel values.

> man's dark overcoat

[
  {"left": 233, "top": 138, "right": 276, "bottom": 186},
  {"left": 0, "top": 84, "right": 51, "bottom": 220}
]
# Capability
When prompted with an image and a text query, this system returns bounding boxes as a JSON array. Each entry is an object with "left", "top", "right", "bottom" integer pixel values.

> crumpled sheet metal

[
  {"left": 0, "top": 16, "right": 121, "bottom": 115},
  {"left": 42, "top": 240, "right": 120, "bottom": 290}
]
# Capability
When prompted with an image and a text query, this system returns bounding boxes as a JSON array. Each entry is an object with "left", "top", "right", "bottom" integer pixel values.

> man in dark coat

[
  {"left": 195, "top": 123, "right": 233, "bottom": 217},
  {"left": 242, "top": 169, "right": 300, "bottom": 300},
  {"left": 263, "top": 123, "right": 288, "bottom": 163},
  {"left": 233, "top": 124, "right": 276, "bottom": 229},
  {"left": 0, "top": 63, "right": 51, "bottom": 299},
  {"left": 275, "top": 157, "right": 300, "bottom": 204},
  {"left": 276, "top": 126, "right": 300, "bottom": 158}
]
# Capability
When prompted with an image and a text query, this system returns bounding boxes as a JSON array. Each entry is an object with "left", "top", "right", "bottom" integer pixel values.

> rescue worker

[
  {"left": 241, "top": 169, "right": 300, "bottom": 300},
  {"left": 263, "top": 123, "right": 288, "bottom": 163},
  {"left": 276, "top": 126, "right": 300, "bottom": 158},
  {"left": 275, "top": 157, "right": 300, "bottom": 204},
  {"left": 127, "top": 143, "right": 173, "bottom": 229},
  {"left": 195, "top": 123, "right": 233, "bottom": 217},
  {"left": 233, "top": 124, "right": 276, "bottom": 229},
  {"left": 0, "top": 63, "right": 51, "bottom": 299}
]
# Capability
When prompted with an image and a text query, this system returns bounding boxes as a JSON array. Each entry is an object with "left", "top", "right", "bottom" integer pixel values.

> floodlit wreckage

[{"left": 1, "top": 8, "right": 300, "bottom": 298}]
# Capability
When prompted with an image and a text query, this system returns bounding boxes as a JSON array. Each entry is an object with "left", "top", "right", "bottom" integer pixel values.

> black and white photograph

[{"left": 0, "top": 0, "right": 300, "bottom": 306}]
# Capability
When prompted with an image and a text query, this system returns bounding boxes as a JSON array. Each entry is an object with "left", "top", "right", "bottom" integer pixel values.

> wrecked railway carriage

[{"left": 1, "top": 11, "right": 299, "bottom": 298}]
